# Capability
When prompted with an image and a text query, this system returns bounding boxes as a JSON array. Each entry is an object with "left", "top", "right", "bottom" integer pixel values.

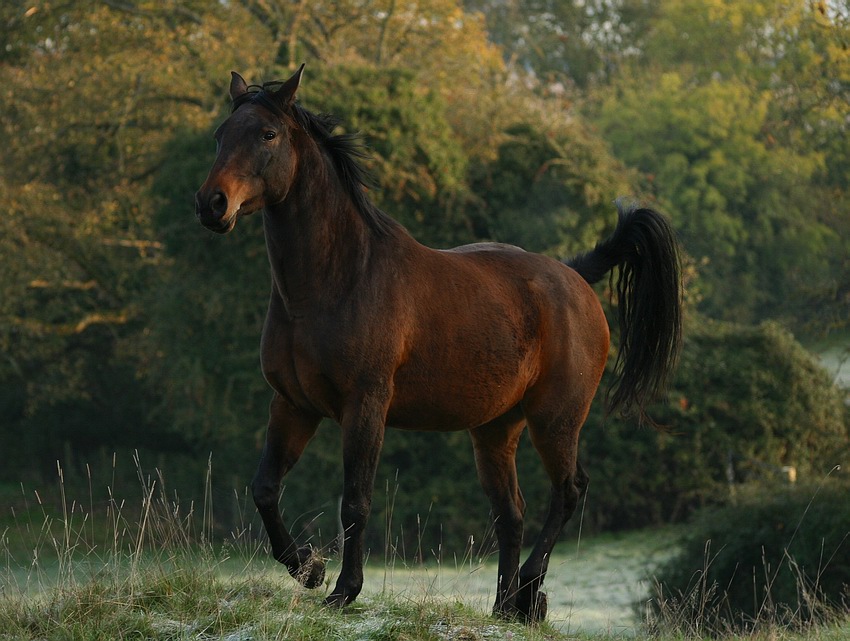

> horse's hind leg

[
  {"left": 469, "top": 413, "right": 527, "bottom": 618},
  {"left": 252, "top": 393, "right": 325, "bottom": 588},
  {"left": 517, "top": 401, "right": 593, "bottom": 622}
]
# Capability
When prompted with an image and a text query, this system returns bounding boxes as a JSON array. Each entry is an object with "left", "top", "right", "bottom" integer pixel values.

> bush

[
  {"left": 577, "top": 319, "right": 850, "bottom": 532},
  {"left": 648, "top": 480, "right": 850, "bottom": 635}
]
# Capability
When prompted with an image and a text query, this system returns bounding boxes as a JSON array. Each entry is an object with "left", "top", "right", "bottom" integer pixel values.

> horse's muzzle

[{"left": 195, "top": 189, "right": 234, "bottom": 233}]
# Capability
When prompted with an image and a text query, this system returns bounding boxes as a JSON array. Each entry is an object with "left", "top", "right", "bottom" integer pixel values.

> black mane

[{"left": 232, "top": 84, "right": 398, "bottom": 237}]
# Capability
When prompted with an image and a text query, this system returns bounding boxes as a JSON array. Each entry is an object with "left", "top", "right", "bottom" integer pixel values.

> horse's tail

[{"left": 566, "top": 201, "right": 683, "bottom": 424}]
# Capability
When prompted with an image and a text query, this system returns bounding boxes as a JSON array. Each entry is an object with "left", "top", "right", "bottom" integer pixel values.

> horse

[{"left": 195, "top": 64, "right": 682, "bottom": 622}]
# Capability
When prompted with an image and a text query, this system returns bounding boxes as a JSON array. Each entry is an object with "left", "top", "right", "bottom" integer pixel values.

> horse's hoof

[
  {"left": 492, "top": 602, "right": 522, "bottom": 621},
  {"left": 324, "top": 592, "right": 347, "bottom": 608},
  {"left": 516, "top": 590, "right": 548, "bottom": 624},
  {"left": 289, "top": 545, "right": 326, "bottom": 589},
  {"left": 528, "top": 591, "right": 548, "bottom": 623}
]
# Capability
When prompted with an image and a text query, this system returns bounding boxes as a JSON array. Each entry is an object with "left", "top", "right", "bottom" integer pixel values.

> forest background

[{"left": 1, "top": 0, "right": 848, "bottom": 555}]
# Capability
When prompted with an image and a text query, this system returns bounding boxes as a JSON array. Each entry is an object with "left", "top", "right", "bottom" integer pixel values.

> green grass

[
  {"left": 3, "top": 548, "right": 849, "bottom": 641},
  {"left": 356, "top": 528, "right": 678, "bottom": 636},
  {"left": 0, "top": 550, "right": 587, "bottom": 640},
  {"left": 2, "top": 465, "right": 849, "bottom": 640}
]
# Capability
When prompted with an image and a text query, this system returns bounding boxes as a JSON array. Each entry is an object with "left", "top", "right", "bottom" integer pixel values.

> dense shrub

[
  {"left": 648, "top": 480, "right": 850, "bottom": 635},
  {"left": 577, "top": 319, "right": 849, "bottom": 532}
]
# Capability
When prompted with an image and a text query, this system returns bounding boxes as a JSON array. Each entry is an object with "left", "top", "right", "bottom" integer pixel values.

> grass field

[
  {"left": 355, "top": 528, "right": 676, "bottom": 636},
  {"left": 2, "top": 467, "right": 849, "bottom": 640},
  {"left": 3, "top": 503, "right": 849, "bottom": 640},
  {"left": 1, "top": 516, "right": 668, "bottom": 638}
]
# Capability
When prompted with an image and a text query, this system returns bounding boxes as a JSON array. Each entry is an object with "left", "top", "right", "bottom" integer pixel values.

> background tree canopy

[{"left": 1, "top": 0, "right": 847, "bottom": 553}]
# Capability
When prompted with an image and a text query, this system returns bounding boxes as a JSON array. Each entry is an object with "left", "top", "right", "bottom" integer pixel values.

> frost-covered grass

[
  {"left": 0, "top": 462, "right": 590, "bottom": 640},
  {"left": 356, "top": 528, "right": 676, "bottom": 636},
  {"left": 2, "top": 463, "right": 849, "bottom": 640},
  {"left": 0, "top": 549, "right": 581, "bottom": 640},
  {"left": 3, "top": 541, "right": 849, "bottom": 641}
]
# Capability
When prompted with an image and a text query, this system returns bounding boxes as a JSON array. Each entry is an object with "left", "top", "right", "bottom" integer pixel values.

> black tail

[{"left": 567, "top": 201, "right": 683, "bottom": 424}]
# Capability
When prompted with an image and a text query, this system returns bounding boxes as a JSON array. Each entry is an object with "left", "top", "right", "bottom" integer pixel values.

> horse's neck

[{"left": 262, "top": 167, "right": 376, "bottom": 317}]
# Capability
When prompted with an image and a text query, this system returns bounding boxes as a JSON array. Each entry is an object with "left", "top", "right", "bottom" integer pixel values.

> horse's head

[{"left": 195, "top": 65, "right": 304, "bottom": 233}]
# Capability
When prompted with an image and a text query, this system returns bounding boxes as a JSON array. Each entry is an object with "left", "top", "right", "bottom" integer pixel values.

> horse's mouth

[
  {"left": 198, "top": 211, "right": 238, "bottom": 234},
  {"left": 209, "top": 216, "right": 238, "bottom": 234}
]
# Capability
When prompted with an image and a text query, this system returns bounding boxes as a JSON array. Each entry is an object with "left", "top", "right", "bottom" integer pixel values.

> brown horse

[{"left": 195, "top": 65, "right": 682, "bottom": 622}]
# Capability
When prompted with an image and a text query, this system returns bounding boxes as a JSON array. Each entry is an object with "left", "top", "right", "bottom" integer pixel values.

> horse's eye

[{"left": 262, "top": 130, "right": 276, "bottom": 142}]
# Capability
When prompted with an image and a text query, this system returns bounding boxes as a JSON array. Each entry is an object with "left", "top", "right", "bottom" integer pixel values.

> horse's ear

[
  {"left": 273, "top": 63, "right": 305, "bottom": 107},
  {"left": 229, "top": 71, "right": 249, "bottom": 101}
]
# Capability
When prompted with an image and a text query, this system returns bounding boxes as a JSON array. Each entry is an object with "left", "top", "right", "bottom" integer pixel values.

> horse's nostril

[{"left": 210, "top": 191, "right": 227, "bottom": 217}]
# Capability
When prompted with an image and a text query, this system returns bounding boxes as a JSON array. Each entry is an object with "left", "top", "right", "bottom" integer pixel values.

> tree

[
  {"left": 0, "top": 0, "right": 270, "bottom": 480},
  {"left": 588, "top": 0, "right": 850, "bottom": 328},
  {"left": 469, "top": 119, "right": 634, "bottom": 256},
  {"left": 466, "top": 0, "right": 660, "bottom": 87}
]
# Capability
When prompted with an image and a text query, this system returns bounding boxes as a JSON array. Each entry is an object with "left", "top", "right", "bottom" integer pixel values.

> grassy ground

[
  {"left": 3, "top": 513, "right": 849, "bottom": 640},
  {"left": 0, "top": 538, "right": 632, "bottom": 640},
  {"left": 3, "top": 548, "right": 850, "bottom": 641},
  {"left": 357, "top": 528, "right": 677, "bottom": 636},
  {"left": 0, "top": 472, "right": 670, "bottom": 638},
  {"left": 2, "top": 470, "right": 849, "bottom": 640}
]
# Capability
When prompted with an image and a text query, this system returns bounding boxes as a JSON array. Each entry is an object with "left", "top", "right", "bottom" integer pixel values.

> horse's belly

[
  {"left": 386, "top": 398, "right": 515, "bottom": 432},
  {"left": 387, "top": 355, "right": 534, "bottom": 431}
]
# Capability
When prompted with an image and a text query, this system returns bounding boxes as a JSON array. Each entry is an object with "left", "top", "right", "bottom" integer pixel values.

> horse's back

[{"left": 445, "top": 241, "right": 526, "bottom": 255}]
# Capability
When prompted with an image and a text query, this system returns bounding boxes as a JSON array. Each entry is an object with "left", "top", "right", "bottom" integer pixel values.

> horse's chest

[{"left": 260, "top": 320, "right": 369, "bottom": 420}]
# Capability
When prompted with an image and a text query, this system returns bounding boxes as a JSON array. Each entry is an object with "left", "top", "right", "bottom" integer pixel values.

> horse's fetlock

[{"left": 341, "top": 575, "right": 363, "bottom": 598}]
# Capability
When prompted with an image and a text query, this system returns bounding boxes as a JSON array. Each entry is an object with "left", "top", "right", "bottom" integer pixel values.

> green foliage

[
  {"left": 299, "top": 65, "right": 474, "bottom": 247},
  {"left": 0, "top": 0, "right": 272, "bottom": 486},
  {"left": 1, "top": 0, "right": 849, "bottom": 566},
  {"left": 594, "top": 71, "right": 839, "bottom": 323},
  {"left": 467, "top": 0, "right": 659, "bottom": 88},
  {"left": 469, "top": 120, "right": 632, "bottom": 256},
  {"left": 577, "top": 319, "right": 849, "bottom": 532},
  {"left": 650, "top": 481, "right": 850, "bottom": 634},
  {"left": 147, "top": 129, "right": 270, "bottom": 458},
  {"left": 586, "top": 0, "right": 850, "bottom": 328}
]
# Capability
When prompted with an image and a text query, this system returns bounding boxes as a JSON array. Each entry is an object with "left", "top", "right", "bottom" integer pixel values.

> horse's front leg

[
  {"left": 252, "top": 394, "right": 325, "bottom": 588},
  {"left": 325, "top": 395, "right": 387, "bottom": 608}
]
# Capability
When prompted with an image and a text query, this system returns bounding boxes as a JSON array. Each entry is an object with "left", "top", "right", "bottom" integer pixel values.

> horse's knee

[
  {"left": 340, "top": 497, "right": 370, "bottom": 530},
  {"left": 251, "top": 476, "right": 280, "bottom": 511}
]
